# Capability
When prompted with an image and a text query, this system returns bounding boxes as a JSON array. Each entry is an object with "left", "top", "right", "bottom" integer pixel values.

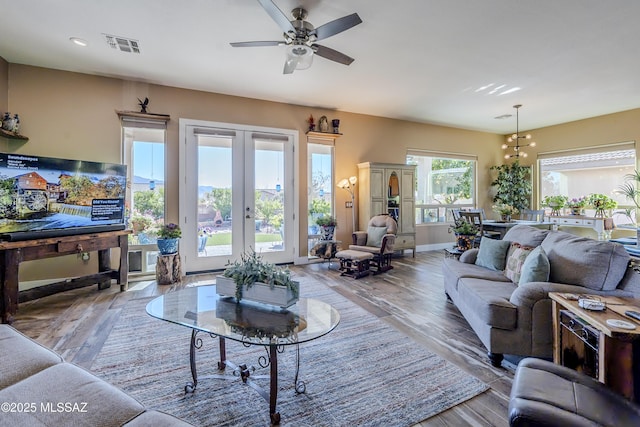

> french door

[{"left": 180, "top": 120, "right": 297, "bottom": 272}]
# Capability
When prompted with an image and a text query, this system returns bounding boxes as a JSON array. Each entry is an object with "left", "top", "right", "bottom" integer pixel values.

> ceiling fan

[{"left": 230, "top": 0, "right": 362, "bottom": 74}]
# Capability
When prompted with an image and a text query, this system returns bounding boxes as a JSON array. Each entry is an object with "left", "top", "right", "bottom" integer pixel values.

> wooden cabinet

[{"left": 357, "top": 162, "right": 416, "bottom": 256}]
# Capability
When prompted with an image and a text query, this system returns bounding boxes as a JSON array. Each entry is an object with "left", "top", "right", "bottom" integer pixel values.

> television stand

[{"left": 0, "top": 230, "right": 131, "bottom": 324}]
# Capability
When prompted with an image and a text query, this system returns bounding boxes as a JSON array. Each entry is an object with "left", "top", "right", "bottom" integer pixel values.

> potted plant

[
  {"left": 565, "top": 196, "right": 587, "bottom": 215},
  {"left": 157, "top": 222, "right": 182, "bottom": 255},
  {"left": 315, "top": 215, "right": 337, "bottom": 240},
  {"left": 216, "top": 249, "right": 300, "bottom": 308},
  {"left": 490, "top": 160, "right": 532, "bottom": 213},
  {"left": 448, "top": 218, "right": 479, "bottom": 251},
  {"left": 541, "top": 195, "right": 568, "bottom": 216},
  {"left": 587, "top": 193, "right": 617, "bottom": 218},
  {"left": 492, "top": 203, "right": 519, "bottom": 222}
]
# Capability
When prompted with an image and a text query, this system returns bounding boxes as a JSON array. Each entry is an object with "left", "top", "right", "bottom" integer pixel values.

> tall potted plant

[
  {"left": 490, "top": 160, "right": 532, "bottom": 213},
  {"left": 157, "top": 223, "right": 181, "bottom": 255},
  {"left": 617, "top": 170, "right": 640, "bottom": 240}
]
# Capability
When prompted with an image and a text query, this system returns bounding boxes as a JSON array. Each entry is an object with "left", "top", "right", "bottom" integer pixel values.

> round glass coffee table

[{"left": 146, "top": 285, "right": 340, "bottom": 425}]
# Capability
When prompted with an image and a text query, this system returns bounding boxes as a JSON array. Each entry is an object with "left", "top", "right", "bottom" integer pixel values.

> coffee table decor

[{"left": 216, "top": 250, "right": 299, "bottom": 308}]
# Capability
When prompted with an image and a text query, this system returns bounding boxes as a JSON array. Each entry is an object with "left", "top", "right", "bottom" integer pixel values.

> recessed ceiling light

[{"left": 69, "top": 37, "right": 88, "bottom": 47}]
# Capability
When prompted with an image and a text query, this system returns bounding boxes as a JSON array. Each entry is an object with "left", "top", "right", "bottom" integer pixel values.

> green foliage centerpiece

[
  {"left": 156, "top": 223, "right": 181, "bottom": 255},
  {"left": 541, "top": 195, "right": 568, "bottom": 216},
  {"left": 449, "top": 217, "right": 479, "bottom": 251},
  {"left": 217, "top": 249, "right": 299, "bottom": 308}
]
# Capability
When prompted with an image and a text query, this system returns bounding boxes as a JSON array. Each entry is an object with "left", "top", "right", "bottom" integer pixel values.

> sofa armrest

[
  {"left": 509, "top": 282, "right": 599, "bottom": 309},
  {"left": 459, "top": 248, "right": 479, "bottom": 264},
  {"left": 381, "top": 234, "right": 396, "bottom": 253},
  {"left": 352, "top": 231, "right": 367, "bottom": 245}
]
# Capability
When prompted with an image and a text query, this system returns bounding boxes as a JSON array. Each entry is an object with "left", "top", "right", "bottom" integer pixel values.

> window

[
  {"left": 120, "top": 114, "right": 167, "bottom": 275},
  {"left": 307, "top": 142, "right": 334, "bottom": 251},
  {"left": 407, "top": 151, "right": 476, "bottom": 224},
  {"left": 538, "top": 143, "right": 636, "bottom": 225}
]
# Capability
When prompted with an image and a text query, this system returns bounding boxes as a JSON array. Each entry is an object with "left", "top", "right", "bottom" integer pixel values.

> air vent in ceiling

[{"left": 103, "top": 34, "right": 140, "bottom": 53}]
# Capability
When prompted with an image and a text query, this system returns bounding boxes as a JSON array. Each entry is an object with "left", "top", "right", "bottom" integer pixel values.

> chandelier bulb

[
  {"left": 501, "top": 144, "right": 508, "bottom": 149},
  {"left": 512, "top": 133, "right": 518, "bottom": 139},
  {"left": 530, "top": 141, "right": 536, "bottom": 147},
  {"left": 522, "top": 152, "right": 528, "bottom": 158},
  {"left": 504, "top": 154, "right": 511, "bottom": 159},
  {"left": 526, "top": 134, "right": 532, "bottom": 140}
]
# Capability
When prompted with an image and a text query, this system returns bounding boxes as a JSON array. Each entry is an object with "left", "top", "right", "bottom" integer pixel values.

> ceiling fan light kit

[{"left": 231, "top": 0, "right": 362, "bottom": 74}]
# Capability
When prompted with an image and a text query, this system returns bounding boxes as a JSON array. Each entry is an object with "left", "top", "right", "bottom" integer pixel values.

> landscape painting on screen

[{"left": 0, "top": 153, "right": 127, "bottom": 240}]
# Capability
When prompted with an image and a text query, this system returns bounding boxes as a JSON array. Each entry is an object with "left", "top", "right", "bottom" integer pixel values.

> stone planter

[{"left": 216, "top": 276, "right": 299, "bottom": 308}]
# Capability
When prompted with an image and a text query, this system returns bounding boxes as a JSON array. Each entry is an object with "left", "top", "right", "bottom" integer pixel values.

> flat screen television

[{"left": 0, "top": 152, "right": 127, "bottom": 241}]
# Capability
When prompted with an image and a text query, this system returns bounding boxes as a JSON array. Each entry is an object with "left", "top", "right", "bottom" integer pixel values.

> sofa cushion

[
  {"left": 458, "top": 278, "right": 518, "bottom": 330},
  {"left": 519, "top": 246, "right": 551, "bottom": 284},
  {"left": 443, "top": 257, "right": 513, "bottom": 283},
  {"left": 0, "top": 362, "right": 145, "bottom": 427},
  {"left": 541, "top": 231, "right": 630, "bottom": 291},
  {"left": 504, "top": 243, "right": 535, "bottom": 284},
  {"left": 0, "top": 325, "right": 63, "bottom": 389},
  {"left": 366, "top": 226, "right": 387, "bottom": 247},
  {"left": 503, "top": 225, "right": 550, "bottom": 248},
  {"left": 475, "top": 237, "right": 511, "bottom": 271}
]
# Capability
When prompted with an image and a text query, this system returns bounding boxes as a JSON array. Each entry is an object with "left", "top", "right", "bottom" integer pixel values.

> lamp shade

[
  {"left": 337, "top": 178, "right": 349, "bottom": 189},
  {"left": 286, "top": 44, "right": 313, "bottom": 70}
]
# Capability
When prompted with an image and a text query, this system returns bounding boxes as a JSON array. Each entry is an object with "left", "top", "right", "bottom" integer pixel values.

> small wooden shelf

[
  {"left": 306, "top": 131, "right": 342, "bottom": 137},
  {"left": 0, "top": 128, "right": 29, "bottom": 141},
  {"left": 116, "top": 110, "right": 170, "bottom": 120}
]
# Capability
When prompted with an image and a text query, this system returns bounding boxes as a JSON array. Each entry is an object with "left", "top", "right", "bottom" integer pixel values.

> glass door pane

[
  {"left": 197, "top": 135, "right": 233, "bottom": 258},
  {"left": 253, "top": 139, "right": 285, "bottom": 254}
]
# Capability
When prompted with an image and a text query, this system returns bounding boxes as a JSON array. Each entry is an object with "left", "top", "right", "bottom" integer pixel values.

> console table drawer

[{"left": 560, "top": 218, "right": 584, "bottom": 225}]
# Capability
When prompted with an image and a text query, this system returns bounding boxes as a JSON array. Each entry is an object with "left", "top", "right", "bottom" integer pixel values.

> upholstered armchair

[{"left": 349, "top": 214, "right": 397, "bottom": 273}]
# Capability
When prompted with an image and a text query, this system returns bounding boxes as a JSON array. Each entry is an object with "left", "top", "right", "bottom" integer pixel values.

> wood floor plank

[{"left": 9, "top": 250, "right": 513, "bottom": 426}]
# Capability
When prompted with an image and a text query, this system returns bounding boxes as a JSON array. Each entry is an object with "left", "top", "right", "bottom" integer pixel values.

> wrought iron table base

[{"left": 184, "top": 330, "right": 305, "bottom": 425}]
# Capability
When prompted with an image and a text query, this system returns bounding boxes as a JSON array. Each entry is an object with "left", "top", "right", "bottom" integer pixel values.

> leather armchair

[
  {"left": 510, "top": 358, "right": 640, "bottom": 426},
  {"left": 350, "top": 214, "right": 397, "bottom": 274}
]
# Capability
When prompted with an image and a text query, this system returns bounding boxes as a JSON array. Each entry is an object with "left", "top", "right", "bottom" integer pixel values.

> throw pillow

[
  {"left": 475, "top": 237, "right": 511, "bottom": 271},
  {"left": 366, "top": 226, "right": 388, "bottom": 247},
  {"left": 504, "top": 243, "right": 535, "bottom": 284},
  {"left": 519, "top": 246, "right": 551, "bottom": 284}
]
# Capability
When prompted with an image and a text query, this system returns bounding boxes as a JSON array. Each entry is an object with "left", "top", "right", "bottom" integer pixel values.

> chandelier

[{"left": 502, "top": 104, "right": 536, "bottom": 159}]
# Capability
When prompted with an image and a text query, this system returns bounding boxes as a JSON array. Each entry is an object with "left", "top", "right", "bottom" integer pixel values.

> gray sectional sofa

[
  {"left": 0, "top": 324, "right": 192, "bottom": 426},
  {"left": 442, "top": 225, "right": 640, "bottom": 367}
]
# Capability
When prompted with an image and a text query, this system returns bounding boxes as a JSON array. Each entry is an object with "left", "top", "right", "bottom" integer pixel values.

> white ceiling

[{"left": 2, "top": 0, "right": 640, "bottom": 134}]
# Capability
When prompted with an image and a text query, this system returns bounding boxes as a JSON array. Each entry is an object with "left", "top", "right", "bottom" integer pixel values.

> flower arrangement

[
  {"left": 588, "top": 193, "right": 617, "bottom": 217},
  {"left": 493, "top": 204, "right": 519, "bottom": 216},
  {"left": 315, "top": 215, "right": 337, "bottom": 227},
  {"left": 565, "top": 196, "right": 587, "bottom": 209},
  {"left": 158, "top": 223, "right": 182, "bottom": 239},
  {"left": 222, "top": 249, "right": 299, "bottom": 301}
]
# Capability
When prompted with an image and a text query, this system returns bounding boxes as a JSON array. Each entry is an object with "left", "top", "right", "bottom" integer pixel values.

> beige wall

[
  {"left": 0, "top": 57, "right": 7, "bottom": 114},
  {"left": 5, "top": 63, "right": 640, "bottom": 283}
]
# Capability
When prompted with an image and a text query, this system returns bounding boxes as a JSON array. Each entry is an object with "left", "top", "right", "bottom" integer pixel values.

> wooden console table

[
  {"left": 0, "top": 230, "right": 130, "bottom": 324},
  {"left": 550, "top": 292, "right": 640, "bottom": 401}
]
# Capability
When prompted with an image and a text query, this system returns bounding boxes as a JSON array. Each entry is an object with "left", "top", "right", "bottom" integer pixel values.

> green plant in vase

[
  {"left": 492, "top": 203, "right": 518, "bottom": 221},
  {"left": 541, "top": 195, "right": 568, "bottom": 216},
  {"left": 616, "top": 170, "right": 640, "bottom": 225},
  {"left": 587, "top": 193, "right": 617, "bottom": 218},
  {"left": 449, "top": 218, "right": 479, "bottom": 251}
]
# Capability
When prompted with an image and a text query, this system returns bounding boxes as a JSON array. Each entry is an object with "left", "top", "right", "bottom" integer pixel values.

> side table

[
  {"left": 550, "top": 292, "right": 640, "bottom": 402},
  {"left": 156, "top": 253, "right": 182, "bottom": 285},
  {"left": 444, "top": 247, "right": 464, "bottom": 259}
]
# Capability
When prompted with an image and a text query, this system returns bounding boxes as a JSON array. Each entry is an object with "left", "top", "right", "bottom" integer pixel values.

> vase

[
  {"left": 319, "top": 225, "right": 335, "bottom": 240},
  {"left": 455, "top": 233, "right": 474, "bottom": 251},
  {"left": 570, "top": 208, "right": 582, "bottom": 215},
  {"left": 501, "top": 214, "right": 512, "bottom": 222},
  {"left": 215, "top": 276, "right": 299, "bottom": 308},
  {"left": 157, "top": 238, "right": 179, "bottom": 255}
]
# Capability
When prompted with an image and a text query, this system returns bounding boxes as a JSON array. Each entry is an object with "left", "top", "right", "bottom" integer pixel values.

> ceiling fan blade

[
  {"left": 258, "top": 0, "right": 296, "bottom": 34},
  {"left": 230, "top": 41, "right": 283, "bottom": 47},
  {"left": 312, "top": 13, "right": 362, "bottom": 41},
  {"left": 283, "top": 57, "right": 298, "bottom": 74},
  {"left": 312, "top": 44, "right": 355, "bottom": 65}
]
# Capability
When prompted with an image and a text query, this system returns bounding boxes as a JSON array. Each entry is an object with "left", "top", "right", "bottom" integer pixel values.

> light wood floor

[{"left": 11, "top": 250, "right": 513, "bottom": 426}]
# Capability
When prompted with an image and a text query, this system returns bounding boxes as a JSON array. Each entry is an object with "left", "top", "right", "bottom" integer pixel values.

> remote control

[{"left": 625, "top": 310, "right": 640, "bottom": 322}]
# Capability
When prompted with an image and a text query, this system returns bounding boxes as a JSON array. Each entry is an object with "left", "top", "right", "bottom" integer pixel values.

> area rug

[{"left": 91, "top": 281, "right": 488, "bottom": 426}]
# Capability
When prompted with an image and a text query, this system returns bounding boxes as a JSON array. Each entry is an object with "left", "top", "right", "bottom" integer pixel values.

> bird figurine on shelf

[{"left": 138, "top": 97, "right": 149, "bottom": 114}]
